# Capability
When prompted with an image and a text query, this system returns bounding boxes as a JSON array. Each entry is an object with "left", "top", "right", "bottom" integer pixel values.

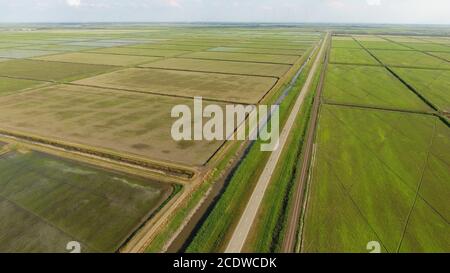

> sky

[{"left": 0, "top": 0, "right": 449, "bottom": 24}]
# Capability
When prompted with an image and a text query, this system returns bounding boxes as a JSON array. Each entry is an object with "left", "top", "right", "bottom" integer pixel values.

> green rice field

[
  {"left": 1, "top": 24, "right": 447, "bottom": 254},
  {"left": 303, "top": 105, "right": 449, "bottom": 253},
  {"left": 329, "top": 48, "right": 379, "bottom": 65},
  {"left": 392, "top": 68, "right": 450, "bottom": 112},
  {"left": 323, "top": 64, "right": 431, "bottom": 111},
  {"left": 0, "top": 149, "right": 173, "bottom": 253},
  {"left": 303, "top": 33, "right": 450, "bottom": 253},
  {"left": 0, "top": 77, "right": 47, "bottom": 96}
]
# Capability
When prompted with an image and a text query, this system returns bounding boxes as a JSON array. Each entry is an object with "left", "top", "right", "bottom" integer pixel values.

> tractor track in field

[
  {"left": 322, "top": 100, "right": 437, "bottom": 116},
  {"left": 174, "top": 56, "right": 295, "bottom": 66},
  {"left": 282, "top": 34, "right": 331, "bottom": 253}
]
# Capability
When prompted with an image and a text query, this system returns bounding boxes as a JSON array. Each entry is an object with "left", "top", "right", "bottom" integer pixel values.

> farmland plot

[
  {"left": 18, "top": 44, "right": 96, "bottom": 52},
  {"left": 370, "top": 50, "right": 450, "bottom": 69},
  {"left": 88, "top": 47, "right": 190, "bottom": 57},
  {"left": 0, "top": 59, "right": 114, "bottom": 82},
  {"left": 0, "top": 49, "right": 61, "bottom": 59},
  {"left": 0, "top": 77, "right": 48, "bottom": 96},
  {"left": 127, "top": 43, "right": 208, "bottom": 51},
  {"left": 180, "top": 51, "right": 298, "bottom": 65},
  {"left": 357, "top": 40, "right": 411, "bottom": 50},
  {"left": 0, "top": 43, "right": 29, "bottom": 49},
  {"left": 398, "top": 42, "right": 450, "bottom": 52},
  {"left": 392, "top": 68, "right": 450, "bottom": 112},
  {"left": 0, "top": 150, "right": 173, "bottom": 253},
  {"left": 331, "top": 37, "right": 362, "bottom": 49},
  {"left": 427, "top": 51, "right": 450, "bottom": 62},
  {"left": 0, "top": 84, "right": 227, "bottom": 166},
  {"left": 303, "top": 105, "right": 449, "bottom": 252},
  {"left": 329, "top": 48, "right": 379, "bottom": 65},
  {"left": 140, "top": 58, "right": 291, "bottom": 78},
  {"left": 208, "top": 47, "right": 303, "bottom": 56},
  {"left": 35, "top": 52, "right": 160, "bottom": 66},
  {"left": 399, "top": 121, "right": 450, "bottom": 252},
  {"left": 230, "top": 42, "right": 314, "bottom": 50},
  {"left": 73, "top": 68, "right": 277, "bottom": 104},
  {"left": 323, "top": 64, "right": 431, "bottom": 111}
]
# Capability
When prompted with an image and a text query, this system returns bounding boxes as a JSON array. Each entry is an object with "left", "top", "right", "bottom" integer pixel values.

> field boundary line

[
  {"left": 413, "top": 36, "right": 450, "bottom": 48},
  {"left": 378, "top": 35, "right": 450, "bottom": 64},
  {"left": 0, "top": 127, "right": 195, "bottom": 180},
  {"left": 396, "top": 119, "right": 438, "bottom": 252},
  {"left": 66, "top": 82, "right": 253, "bottom": 105},
  {"left": 206, "top": 48, "right": 302, "bottom": 57},
  {"left": 353, "top": 37, "right": 450, "bottom": 122},
  {"left": 82, "top": 50, "right": 171, "bottom": 58},
  {"left": 137, "top": 66, "right": 281, "bottom": 80},
  {"left": 328, "top": 61, "right": 450, "bottom": 71},
  {"left": 167, "top": 43, "right": 314, "bottom": 52},
  {"left": 202, "top": 46, "right": 303, "bottom": 58},
  {"left": 328, "top": 61, "right": 383, "bottom": 67},
  {"left": 174, "top": 56, "right": 295, "bottom": 66},
  {"left": 322, "top": 100, "right": 437, "bottom": 116}
]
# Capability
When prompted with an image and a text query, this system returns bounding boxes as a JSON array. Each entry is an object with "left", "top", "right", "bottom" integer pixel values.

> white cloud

[
  {"left": 366, "top": 0, "right": 381, "bottom": 6},
  {"left": 66, "top": 0, "right": 81, "bottom": 7},
  {"left": 165, "top": 0, "right": 182, "bottom": 8}
]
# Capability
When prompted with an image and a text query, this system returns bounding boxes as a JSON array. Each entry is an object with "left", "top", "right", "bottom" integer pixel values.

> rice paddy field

[
  {"left": 0, "top": 148, "right": 173, "bottom": 253},
  {"left": 3, "top": 24, "right": 446, "bottom": 254},
  {"left": 0, "top": 84, "right": 230, "bottom": 166},
  {"left": 0, "top": 26, "right": 319, "bottom": 166},
  {"left": 303, "top": 34, "right": 450, "bottom": 253},
  {"left": 0, "top": 25, "right": 321, "bottom": 252}
]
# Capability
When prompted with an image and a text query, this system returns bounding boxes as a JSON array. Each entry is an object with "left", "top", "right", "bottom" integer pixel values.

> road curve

[{"left": 225, "top": 33, "right": 330, "bottom": 253}]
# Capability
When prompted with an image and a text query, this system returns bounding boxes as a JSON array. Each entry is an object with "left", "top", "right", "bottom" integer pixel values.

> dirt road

[
  {"left": 282, "top": 34, "right": 330, "bottom": 253},
  {"left": 225, "top": 33, "right": 330, "bottom": 253}
]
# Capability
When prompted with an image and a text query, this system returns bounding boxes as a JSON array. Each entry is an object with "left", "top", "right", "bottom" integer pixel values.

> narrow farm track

[
  {"left": 224, "top": 33, "right": 330, "bottom": 253},
  {"left": 282, "top": 34, "right": 331, "bottom": 253}
]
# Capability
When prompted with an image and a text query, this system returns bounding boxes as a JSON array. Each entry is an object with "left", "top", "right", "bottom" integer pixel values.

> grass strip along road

[
  {"left": 282, "top": 35, "right": 331, "bottom": 253},
  {"left": 225, "top": 33, "right": 330, "bottom": 253}
]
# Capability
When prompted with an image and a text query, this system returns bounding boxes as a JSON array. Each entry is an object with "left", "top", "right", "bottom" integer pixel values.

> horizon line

[{"left": 0, "top": 21, "right": 449, "bottom": 26}]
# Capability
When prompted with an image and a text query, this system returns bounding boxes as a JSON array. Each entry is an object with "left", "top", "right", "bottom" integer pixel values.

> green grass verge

[
  {"left": 145, "top": 141, "right": 242, "bottom": 253},
  {"left": 243, "top": 58, "right": 322, "bottom": 253}
]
